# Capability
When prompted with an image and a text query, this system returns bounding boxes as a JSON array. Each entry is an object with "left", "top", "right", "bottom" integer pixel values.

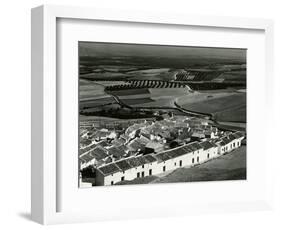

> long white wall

[{"left": 96, "top": 136, "right": 244, "bottom": 186}]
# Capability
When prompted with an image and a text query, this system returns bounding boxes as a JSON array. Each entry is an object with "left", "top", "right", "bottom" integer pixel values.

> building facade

[{"left": 95, "top": 132, "right": 245, "bottom": 186}]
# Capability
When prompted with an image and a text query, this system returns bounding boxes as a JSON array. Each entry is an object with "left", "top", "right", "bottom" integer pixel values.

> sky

[{"left": 79, "top": 42, "right": 246, "bottom": 61}]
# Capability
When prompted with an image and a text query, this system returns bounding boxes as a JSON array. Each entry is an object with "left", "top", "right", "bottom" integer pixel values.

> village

[{"left": 79, "top": 113, "right": 246, "bottom": 187}]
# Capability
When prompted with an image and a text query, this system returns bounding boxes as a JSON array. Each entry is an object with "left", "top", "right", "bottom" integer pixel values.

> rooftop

[
  {"left": 79, "top": 144, "right": 96, "bottom": 156},
  {"left": 126, "top": 156, "right": 147, "bottom": 168},
  {"left": 115, "top": 159, "right": 132, "bottom": 171},
  {"left": 80, "top": 153, "right": 95, "bottom": 163},
  {"left": 145, "top": 142, "right": 164, "bottom": 149},
  {"left": 98, "top": 163, "right": 121, "bottom": 176},
  {"left": 233, "top": 131, "right": 245, "bottom": 138},
  {"left": 144, "top": 154, "right": 158, "bottom": 163},
  {"left": 108, "top": 145, "right": 127, "bottom": 158},
  {"left": 90, "top": 146, "right": 108, "bottom": 161},
  {"left": 155, "top": 152, "right": 173, "bottom": 162},
  {"left": 199, "top": 141, "right": 215, "bottom": 150}
]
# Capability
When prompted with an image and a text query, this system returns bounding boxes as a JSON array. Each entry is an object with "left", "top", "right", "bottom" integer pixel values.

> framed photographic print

[{"left": 31, "top": 5, "right": 274, "bottom": 225}]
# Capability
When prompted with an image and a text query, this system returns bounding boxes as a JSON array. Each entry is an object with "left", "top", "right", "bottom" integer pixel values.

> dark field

[
  {"left": 181, "top": 94, "right": 246, "bottom": 113},
  {"left": 80, "top": 97, "right": 116, "bottom": 108},
  {"left": 110, "top": 88, "right": 150, "bottom": 96},
  {"left": 180, "top": 93, "right": 246, "bottom": 122},
  {"left": 214, "top": 106, "right": 246, "bottom": 123},
  {"left": 121, "top": 98, "right": 155, "bottom": 105}
]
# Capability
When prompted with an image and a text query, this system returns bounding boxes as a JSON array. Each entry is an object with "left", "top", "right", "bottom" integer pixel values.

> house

[
  {"left": 90, "top": 146, "right": 108, "bottom": 161},
  {"left": 95, "top": 132, "right": 245, "bottom": 186},
  {"left": 125, "top": 156, "right": 149, "bottom": 178},
  {"left": 80, "top": 139, "right": 92, "bottom": 148},
  {"left": 119, "top": 134, "right": 131, "bottom": 142},
  {"left": 127, "top": 140, "right": 143, "bottom": 153},
  {"left": 108, "top": 145, "right": 128, "bottom": 160},
  {"left": 145, "top": 142, "right": 164, "bottom": 154},
  {"left": 233, "top": 132, "right": 245, "bottom": 146},
  {"left": 143, "top": 154, "right": 158, "bottom": 177},
  {"left": 188, "top": 117, "right": 209, "bottom": 127},
  {"left": 115, "top": 159, "right": 136, "bottom": 181},
  {"left": 91, "top": 130, "right": 117, "bottom": 141},
  {"left": 154, "top": 130, "right": 170, "bottom": 141},
  {"left": 96, "top": 140, "right": 110, "bottom": 148},
  {"left": 125, "top": 122, "right": 149, "bottom": 139},
  {"left": 154, "top": 151, "right": 173, "bottom": 173},
  {"left": 191, "top": 132, "right": 206, "bottom": 141},
  {"left": 96, "top": 163, "right": 123, "bottom": 186},
  {"left": 216, "top": 132, "right": 245, "bottom": 154},
  {"left": 199, "top": 141, "right": 218, "bottom": 161},
  {"left": 79, "top": 143, "right": 97, "bottom": 157},
  {"left": 80, "top": 145, "right": 109, "bottom": 169},
  {"left": 111, "top": 137, "right": 127, "bottom": 147},
  {"left": 177, "top": 129, "right": 191, "bottom": 143},
  {"left": 126, "top": 136, "right": 150, "bottom": 153},
  {"left": 80, "top": 153, "right": 96, "bottom": 169}
]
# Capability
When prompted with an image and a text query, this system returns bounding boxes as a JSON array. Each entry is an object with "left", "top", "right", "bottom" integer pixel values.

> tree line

[{"left": 105, "top": 80, "right": 186, "bottom": 90}]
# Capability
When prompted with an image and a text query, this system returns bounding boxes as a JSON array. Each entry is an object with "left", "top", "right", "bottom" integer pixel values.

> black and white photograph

[{"left": 78, "top": 42, "right": 247, "bottom": 187}]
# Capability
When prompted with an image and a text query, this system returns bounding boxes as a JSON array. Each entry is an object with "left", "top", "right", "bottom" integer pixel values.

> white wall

[{"left": 0, "top": 0, "right": 281, "bottom": 229}]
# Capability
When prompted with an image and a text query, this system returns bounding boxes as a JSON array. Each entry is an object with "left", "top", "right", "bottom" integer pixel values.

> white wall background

[{"left": 0, "top": 0, "right": 280, "bottom": 229}]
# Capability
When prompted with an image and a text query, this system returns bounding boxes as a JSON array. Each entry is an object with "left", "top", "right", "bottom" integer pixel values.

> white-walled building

[{"left": 95, "top": 131, "right": 245, "bottom": 186}]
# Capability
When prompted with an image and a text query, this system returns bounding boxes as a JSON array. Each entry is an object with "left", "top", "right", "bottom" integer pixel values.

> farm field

[
  {"left": 79, "top": 97, "right": 116, "bottom": 109},
  {"left": 216, "top": 121, "right": 246, "bottom": 129},
  {"left": 177, "top": 92, "right": 246, "bottom": 121},
  {"left": 79, "top": 80, "right": 106, "bottom": 99},
  {"left": 106, "top": 87, "right": 191, "bottom": 108},
  {"left": 120, "top": 98, "right": 155, "bottom": 105},
  {"left": 110, "top": 88, "right": 150, "bottom": 96},
  {"left": 214, "top": 106, "right": 246, "bottom": 123},
  {"left": 216, "top": 70, "right": 246, "bottom": 82},
  {"left": 80, "top": 78, "right": 246, "bottom": 123},
  {"left": 176, "top": 91, "right": 236, "bottom": 106}
]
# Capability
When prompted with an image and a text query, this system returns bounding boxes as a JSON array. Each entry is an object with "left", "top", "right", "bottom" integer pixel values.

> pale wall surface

[{"left": 0, "top": 0, "right": 280, "bottom": 229}]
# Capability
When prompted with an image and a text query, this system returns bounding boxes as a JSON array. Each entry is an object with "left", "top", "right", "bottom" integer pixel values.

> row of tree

[{"left": 106, "top": 80, "right": 186, "bottom": 90}]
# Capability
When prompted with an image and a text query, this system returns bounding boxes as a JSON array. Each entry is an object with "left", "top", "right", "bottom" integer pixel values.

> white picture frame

[{"left": 31, "top": 4, "right": 274, "bottom": 225}]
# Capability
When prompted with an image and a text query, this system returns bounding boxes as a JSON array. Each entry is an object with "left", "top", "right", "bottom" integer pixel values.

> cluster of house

[
  {"left": 95, "top": 131, "right": 245, "bottom": 186},
  {"left": 79, "top": 116, "right": 199, "bottom": 170},
  {"left": 79, "top": 115, "right": 245, "bottom": 187}
]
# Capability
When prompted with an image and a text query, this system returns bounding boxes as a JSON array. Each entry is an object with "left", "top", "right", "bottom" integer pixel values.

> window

[
  {"left": 192, "top": 158, "right": 194, "bottom": 164},
  {"left": 121, "top": 176, "right": 124, "bottom": 181},
  {"left": 141, "top": 171, "right": 145, "bottom": 177},
  {"left": 207, "top": 154, "right": 210, "bottom": 159},
  {"left": 142, "top": 165, "right": 144, "bottom": 169},
  {"left": 233, "top": 142, "right": 235, "bottom": 147},
  {"left": 179, "top": 160, "right": 182, "bottom": 167},
  {"left": 137, "top": 172, "right": 140, "bottom": 178},
  {"left": 149, "top": 169, "right": 152, "bottom": 175},
  {"left": 197, "top": 156, "right": 199, "bottom": 162},
  {"left": 174, "top": 162, "right": 176, "bottom": 166},
  {"left": 163, "top": 166, "right": 166, "bottom": 172},
  {"left": 111, "top": 181, "right": 114, "bottom": 185}
]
